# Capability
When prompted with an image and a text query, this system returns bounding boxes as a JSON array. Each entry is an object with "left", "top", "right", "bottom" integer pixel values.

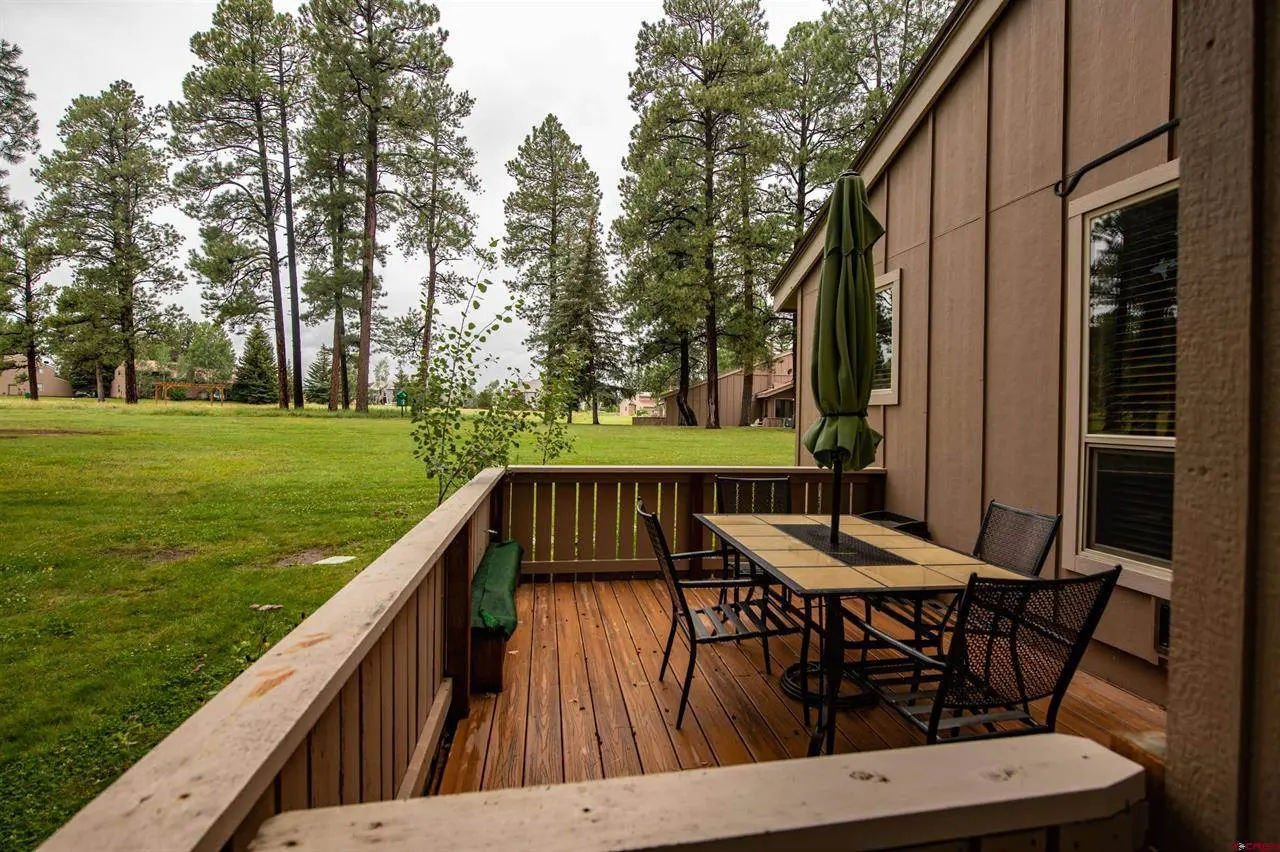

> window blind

[{"left": 1087, "top": 190, "right": 1179, "bottom": 437}]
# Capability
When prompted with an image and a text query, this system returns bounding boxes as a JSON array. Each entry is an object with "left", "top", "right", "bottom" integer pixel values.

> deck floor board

[{"left": 438, "top": 579, "right": 1166, "bottom": 795}]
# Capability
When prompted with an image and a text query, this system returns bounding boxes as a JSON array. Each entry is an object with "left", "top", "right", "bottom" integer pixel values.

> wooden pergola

[{"left": 153, "top": 381, "right": 227, "bottom": 402}]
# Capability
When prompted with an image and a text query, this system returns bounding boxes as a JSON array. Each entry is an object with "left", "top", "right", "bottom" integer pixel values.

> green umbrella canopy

[{"left": 801, "top": 172, "right": 885, "bottom": 472}]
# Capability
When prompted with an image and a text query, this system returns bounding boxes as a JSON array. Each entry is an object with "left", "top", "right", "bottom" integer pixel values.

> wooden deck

[{"left": 437, "top": 578, "right": 1166, "bottom": 793}]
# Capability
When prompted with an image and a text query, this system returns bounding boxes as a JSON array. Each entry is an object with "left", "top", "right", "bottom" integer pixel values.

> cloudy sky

[{"left": 2, "top": 0, "right": 826, "bottom": 379}]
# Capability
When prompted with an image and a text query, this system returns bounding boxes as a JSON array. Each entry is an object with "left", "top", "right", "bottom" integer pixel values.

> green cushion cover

[{"left": 470, "top": 540, "right": 522, "bottom": 638}]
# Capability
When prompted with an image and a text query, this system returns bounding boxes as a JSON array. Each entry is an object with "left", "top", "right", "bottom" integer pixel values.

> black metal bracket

[{"left": 1054, "top": 118, "right": 1181, "bottom": 198}]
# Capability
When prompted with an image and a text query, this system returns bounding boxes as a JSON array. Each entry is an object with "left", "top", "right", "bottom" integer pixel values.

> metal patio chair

[
  {"left": 861, "top": 501, "right": 1062, "bottom": 650},
  {"left": 638, "top": 500, "right": 803, "bottom": 728},
  {"left": 712, "top": 476, "right": 792, "bottom": 604},
  {"left": 855, "top": 567, "right": 1121, "bottom": 743}
]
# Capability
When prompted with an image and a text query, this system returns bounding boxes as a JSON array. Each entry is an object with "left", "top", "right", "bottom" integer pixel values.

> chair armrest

[
  {"left": 669, "top": 549, "right": 722, "bottom": 561},
  {"left": 857, "top": 617, "right": 948, "bottom": 670},
  {"left": 677, "top": 578, "right": 759, "bottom": 589}
]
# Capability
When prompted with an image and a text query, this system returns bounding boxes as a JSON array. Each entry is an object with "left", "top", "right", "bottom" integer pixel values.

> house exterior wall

[
  {"left": 1, "top": 362, "right": 74, "bottom": 397},
  {"left": 662, "top": 352, "right": 795, "bottom": 426},
  {"left": 788, "top": 0, "right": 1178, "bottom": 702}
]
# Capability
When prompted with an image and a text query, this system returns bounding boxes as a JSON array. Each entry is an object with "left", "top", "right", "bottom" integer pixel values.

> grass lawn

[{"left": 0, "top": 397, "right": 792, "bottom": 849}]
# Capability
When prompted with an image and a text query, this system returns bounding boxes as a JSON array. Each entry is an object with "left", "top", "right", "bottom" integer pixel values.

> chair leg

[
  {"left": 760, "top": 589, "right": 773, "bottom": 675},
  {"left": 800, "top": 598, "right": 813, "bottom": 726},
  {"left": 659, "top": 613, "right": 678, "bottom": 682},
  {"left": 676, "top": 640, "right": 697, "bottom": 728}
]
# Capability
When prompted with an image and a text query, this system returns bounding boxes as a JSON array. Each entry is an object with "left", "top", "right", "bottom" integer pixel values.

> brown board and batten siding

[{"left": 783, "top": 0, "right": 1178, "bottom": 703}]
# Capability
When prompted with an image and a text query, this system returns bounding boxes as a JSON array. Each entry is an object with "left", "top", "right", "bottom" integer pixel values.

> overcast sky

[{"left": 2, "top": 0, "right": 826, "bottom": 380}]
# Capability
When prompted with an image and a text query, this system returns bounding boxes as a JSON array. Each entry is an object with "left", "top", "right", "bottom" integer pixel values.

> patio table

[{"left": 694, "top": 512, "right": 1027, "bottom": 756}]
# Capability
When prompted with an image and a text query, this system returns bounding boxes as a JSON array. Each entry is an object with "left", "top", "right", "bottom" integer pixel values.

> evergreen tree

[
  {"left": 395, "top": 36, "right": 479, "bottom": 368},
  {"left": 304, "top": 344, "right": 333, "bottom": 403},
  {"left": 767, "top": 19, "right": 861, "bottom": 236},
  {"left": 502, "top": 114, "right": 598, "bottom": 361},
  {"left": 613, "top": 126, "right": 704, "bottom": 426},
  {"left": 552, "top": 203, "right": 622, "bottom": 425},
  {"left": 823, "top": 0, "right": 954, "bottom": 148},
  {"left": 35, "top": 80, "right": 183, "bottom": 404},
  {"left": 170, "top": 0, "right": 298, "bottom": 408},
  {"left": 301, "top": 0, "right": 450, "bottom": 412},
  {"left": 0, "top": 204, "right": 55, "bottom": 399},
  {"left": 232, "top": 323, "right": 278, "bottom": 403},
  {"left": 297, "top": 61, "right": 365, "bottom": 412},
  {"left": 0, "top": 40, "right": 38, "bottom": 207},
  {"left": 627, "top": 0, "right": 775, "bottom": 428},
  {"left": 48, "top": 278, "right": 122, "bottom": 401}
]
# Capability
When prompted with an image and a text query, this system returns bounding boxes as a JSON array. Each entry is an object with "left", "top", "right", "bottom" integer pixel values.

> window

[
  {"left": 870, "top": 269, "right": 900, "bottom": 406},
  {"left": 1081, "top": 184, "right": 1178, "bottom": 570}
]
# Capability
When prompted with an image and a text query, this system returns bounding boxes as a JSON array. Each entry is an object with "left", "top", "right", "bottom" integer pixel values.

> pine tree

[
  {"left": 48, "top": 277, "right": 122, "bottom": 401},
  {"left": 304, "top": 344, "right": 333, "bottom": 404},
  {"left": 170, "top": 0, "right": 298, "bottom": 408},
  {"left": 0, "top": 40, "right": 39, "bottom": 207},
  {"left": 35, "top": 80, "right": 183, "bottom": 404},
  {"left": 301, "top": 0, "right": 450, "bottom": 412},
  {"left": 395, "top": 35, "right": 479, "bottom": 368},
  {"left": 232, "top": 324, "right": 279, "bottom": 404},
  {"left": 553, "top": 203, "right": 621, "bottom": 425},
  {"left": 179, "top": 322, "right": 236, "bottom": 382},
  {"left": 767, "top": 19, "right": 861, "bottom": 236},
  {"left": 824, "top": 0, "right": 954, "bottom": 146},
  {"left": 502, "top": 114, "right": 599, "bottom": 362},
  {"left": 613, "top": 121, "right": 705, "bottom": 426},
  {"left": 297, "top": 61, "right": 365, "bottom": 412},
  {"left": 0, "top": 204, "right": 55, "bottom": 400},
  {"left": 627, "top": 0, "right": 776, "bottom": 428}
]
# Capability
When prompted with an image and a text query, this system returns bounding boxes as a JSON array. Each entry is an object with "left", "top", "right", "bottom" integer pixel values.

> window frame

[
  {"left": 1062, "top": 159, "right": 1179, "bottom": 600},
  {"left": 869, "top": 268, "right": 901, "bottom": 407}
]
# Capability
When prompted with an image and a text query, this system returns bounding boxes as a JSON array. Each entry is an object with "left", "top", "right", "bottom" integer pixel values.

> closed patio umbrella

[{"left": 801, "top": 171, "right": 884, "bottom": 544}]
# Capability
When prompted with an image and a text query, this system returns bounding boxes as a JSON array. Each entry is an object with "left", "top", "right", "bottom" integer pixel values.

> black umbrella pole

[{"left": 830, "top": 455, "right": 843, "bottom": 544}]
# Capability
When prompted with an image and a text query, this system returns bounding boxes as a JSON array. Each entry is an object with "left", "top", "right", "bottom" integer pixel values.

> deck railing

[
  {"left": 38, "top": 467, "right": 504, "bottom": 852},
  {"left": 501, "top": 465, "right": 885, "bottom": 575},
  {"left": 37, "top": 464, "right": 1150, "bottom": 852}
]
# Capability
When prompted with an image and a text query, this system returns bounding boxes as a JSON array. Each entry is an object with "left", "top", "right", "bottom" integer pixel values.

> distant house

[
  {"left": 110, "top": 361, "right": 173, "bottom": 399},
  {"left": 617, "top": 391, "right": 661, "bottom": 417},
  {"left": 660, "top": 351, "right": 795, "bottom": 427},
  {"left": 0, "top": 357, "right": 73, "bottom": 397}
]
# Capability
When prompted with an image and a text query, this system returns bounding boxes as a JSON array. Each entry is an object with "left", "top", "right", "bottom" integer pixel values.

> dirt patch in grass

[
  {"left": 273, "top": 548, "right": 328, "bottom": 567},
  {"left": 103, "top": 546, "right": 196, "bottom": 564},
  {"left": 0, "top": 428, "right": 101, "bottom": 438},
  {"left": 148, "top": 548, "right": 196, "bottom": 564}
]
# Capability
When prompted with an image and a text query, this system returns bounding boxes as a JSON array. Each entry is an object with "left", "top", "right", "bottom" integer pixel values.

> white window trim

[
  {"left": 869, "top": 268, "right": 901, "bottom": 407},
  {"left": 1062, "top": 159, "right": 1179, "bottom": 600}
]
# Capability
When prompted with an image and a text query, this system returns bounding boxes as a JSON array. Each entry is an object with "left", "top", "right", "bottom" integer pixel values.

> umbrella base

[{"left": 779, "top": 661, "right": 877, "bottom": 709}]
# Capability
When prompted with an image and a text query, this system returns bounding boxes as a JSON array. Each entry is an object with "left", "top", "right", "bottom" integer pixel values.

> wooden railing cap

[{"left": 250, "top": 734, "right": 1144, "bottom": 852}]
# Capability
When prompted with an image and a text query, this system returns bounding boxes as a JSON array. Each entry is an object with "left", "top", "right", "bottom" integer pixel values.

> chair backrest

[
  {"left": 972, "top": 500, "right": 1061, "bottom": 577},
  {"left": 637, "top": 500, "right": 691, "bottom": 619},
  {"left": 931, "top": 567, "right": 1121, "bottom": 736},
  {"left": 714, "top": 476, "right": 792, "bottom": 514}
]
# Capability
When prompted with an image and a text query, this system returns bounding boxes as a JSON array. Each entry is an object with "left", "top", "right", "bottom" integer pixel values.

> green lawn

[{"left": 0, "top": 397, "right": 791, "bottom": 849}]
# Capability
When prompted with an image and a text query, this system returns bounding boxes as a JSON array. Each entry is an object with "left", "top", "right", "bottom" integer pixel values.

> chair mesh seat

[{"left": 856, "top": 568, "right": 1121, "bottom": 743}]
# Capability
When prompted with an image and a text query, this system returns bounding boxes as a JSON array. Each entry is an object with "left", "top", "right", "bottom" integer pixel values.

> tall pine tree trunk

[
  {"left": 23, "top": 269, "right": 38, "bottom": 401},
  {"left": 676, "top": 332, "right": 696, "bottom": 426},
  {"left": 94, "top": 359, "right": 104, "bottom": 403},
  {"left": 356, "top": 110, "right": 378, "bottom": 413},
  {"left": 121, "top": 288, "right": 138, "bottom": 404},
  {"left": 422, "top": 243, "right": 437, "bottom": 368},
  {"left": 739, "top": 163, "right": 755, "bottom": 428},
  {"left": 702, "top": 129, "right": 719, "bottom": 429},
  {"left": 279, "top": 95, "right": 304, "bottom": 409},
  {"left": 254, "top": 103, "right": 289, "bottom": 409},
  {"left": 329, "top": 305, "right": 343, "bottom": 412}
]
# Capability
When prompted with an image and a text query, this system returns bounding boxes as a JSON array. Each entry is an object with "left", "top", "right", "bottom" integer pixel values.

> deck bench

[{"left": 470, "top": 540, "right": 522, "bottom": 693}]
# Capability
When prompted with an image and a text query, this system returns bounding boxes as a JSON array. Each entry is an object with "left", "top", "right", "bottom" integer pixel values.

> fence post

[
  {"left": 442, "top": 521, "right": 472, "bottom": 720},
  {"left": 689, "top": 472, "right": 705, "bottom": 579}
]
